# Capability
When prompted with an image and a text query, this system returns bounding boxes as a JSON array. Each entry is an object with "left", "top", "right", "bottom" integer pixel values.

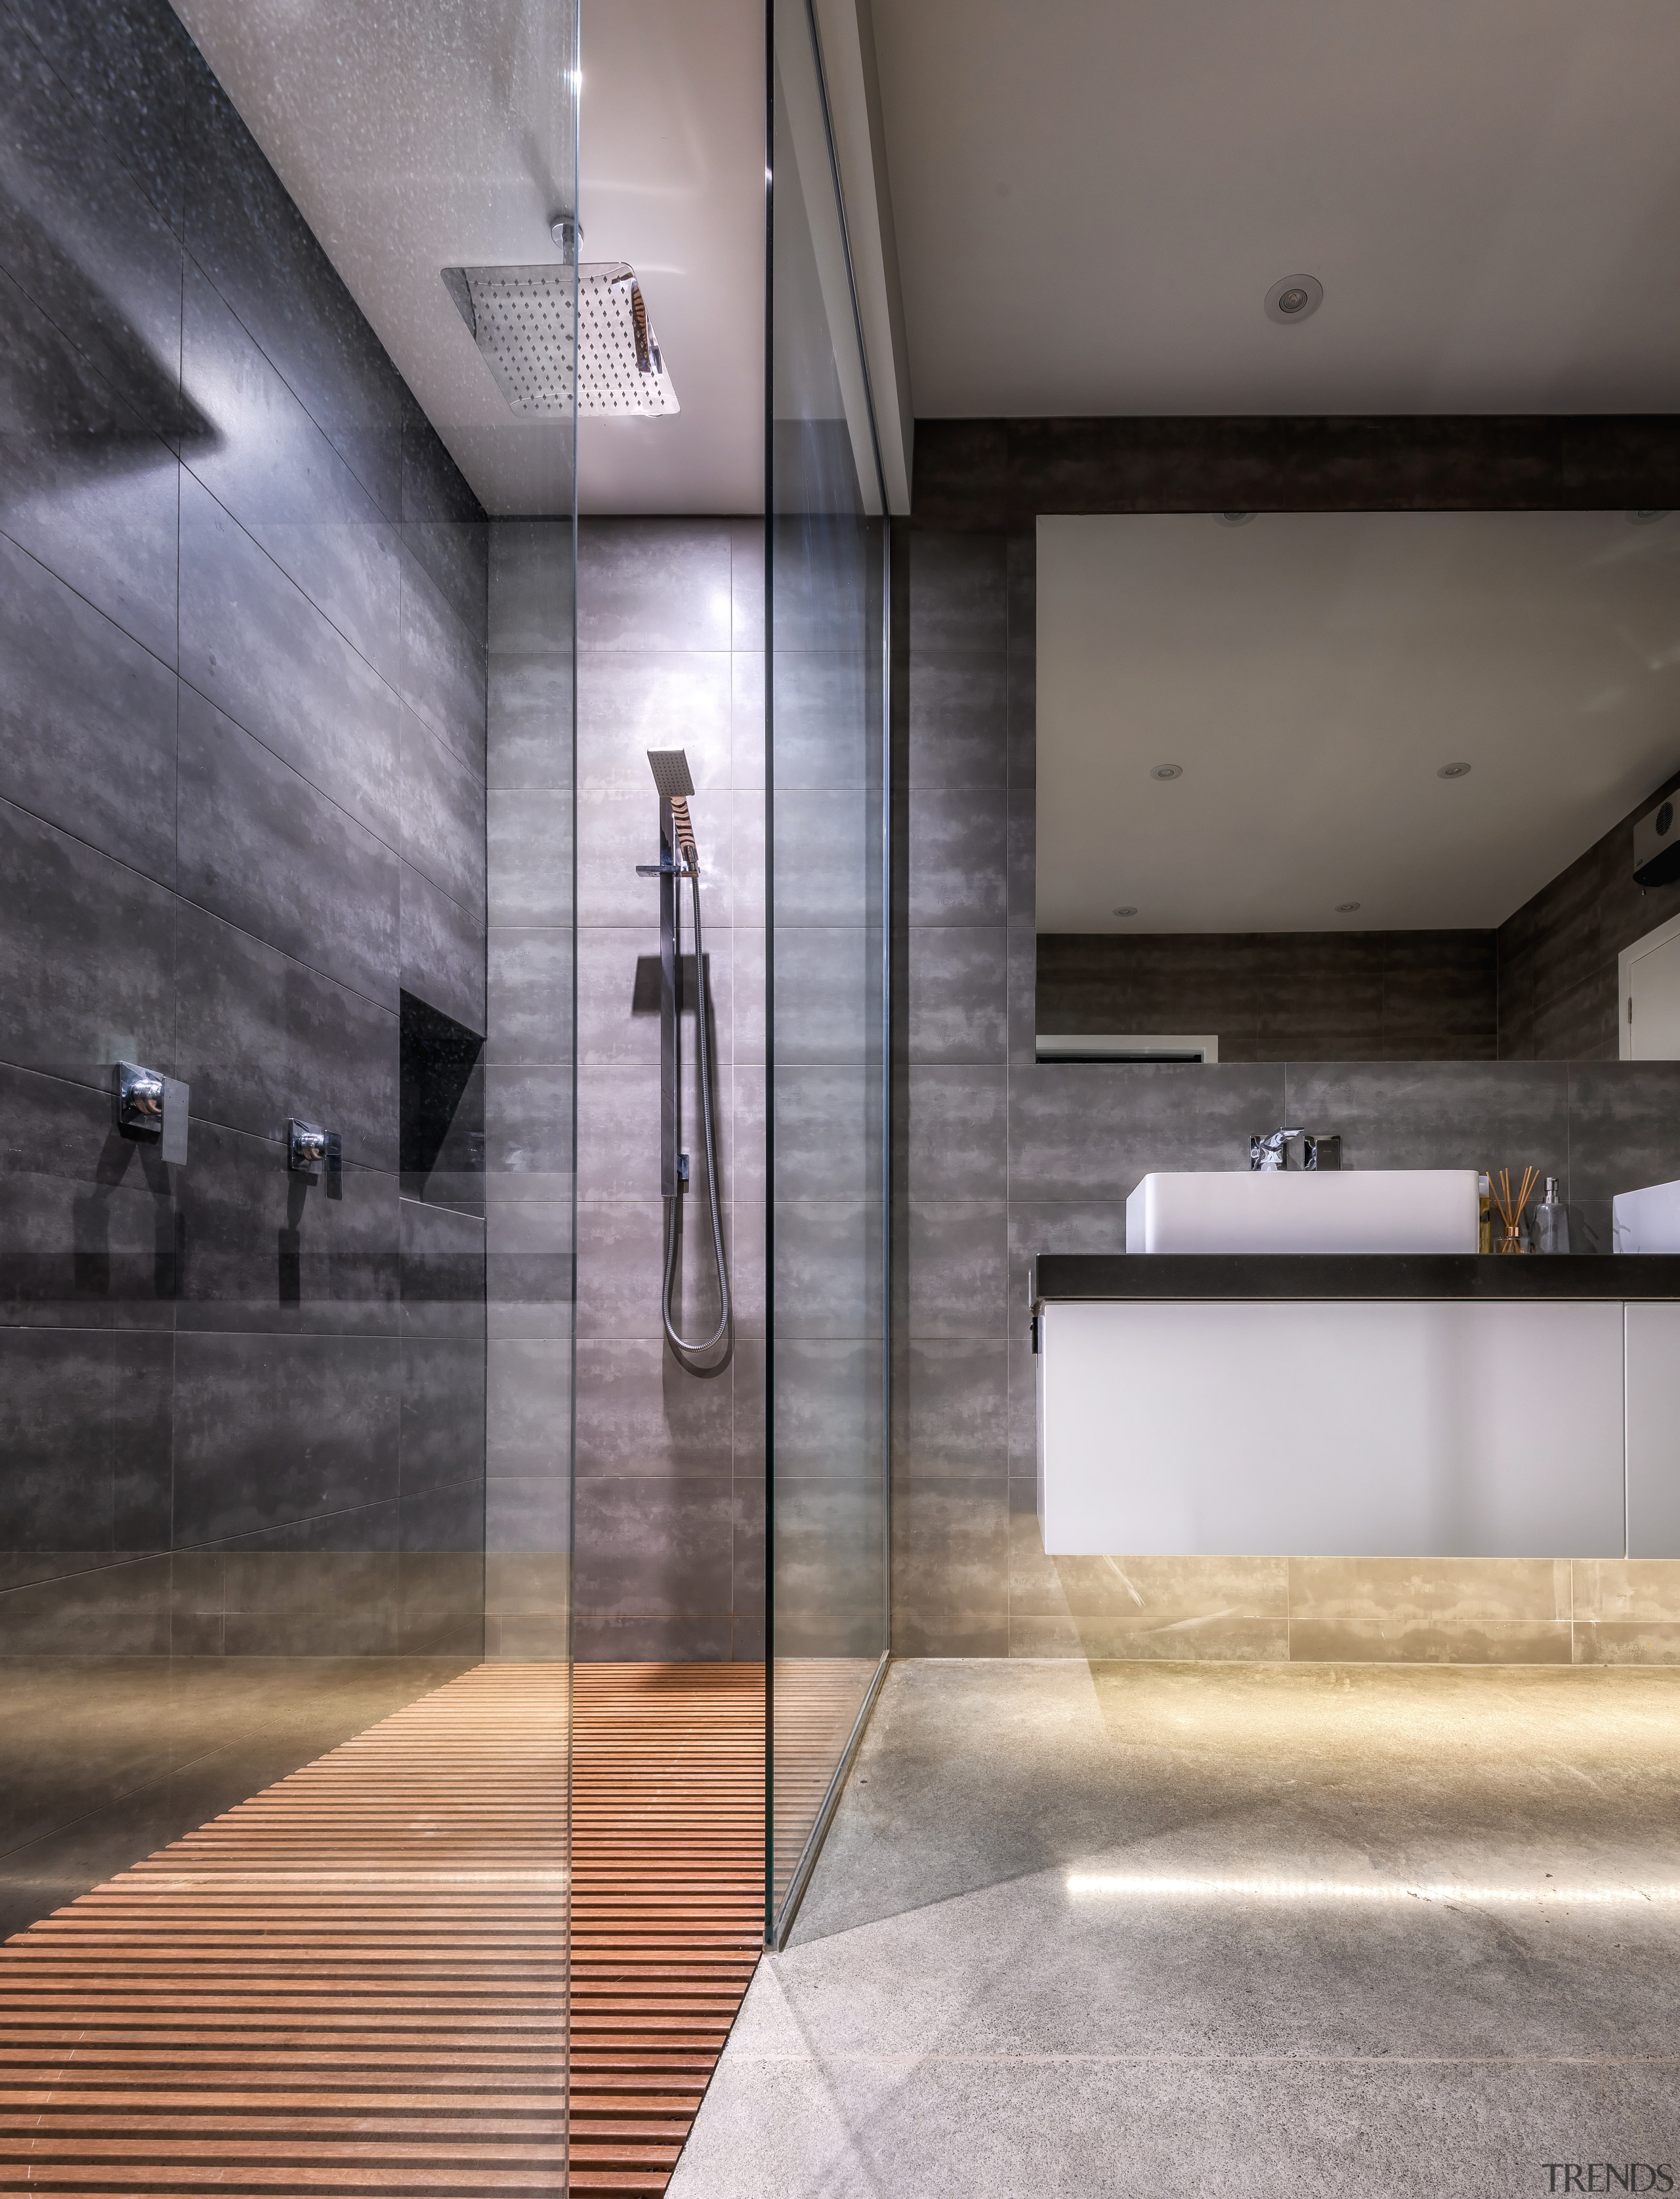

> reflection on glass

[
  {"left": 0, "top": 0, "right": 576, "bottom": 2177},
  {"left": 1036, "top": 509, "right": 1680, "bottom": 1063},
  {"left": 768, "top": 0, "right": 891, "bottom": 1940}
]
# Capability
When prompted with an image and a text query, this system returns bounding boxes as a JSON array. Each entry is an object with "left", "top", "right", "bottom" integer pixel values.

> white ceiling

[
  {"left": 870, "top": 0, "right": 1680, "bottom": 416},
  {"left": 171, "top": 0, "right": 765, "bottom": 515},
  {"left": 1037, "top": 511, "right": 1680, "bottom": 935}
]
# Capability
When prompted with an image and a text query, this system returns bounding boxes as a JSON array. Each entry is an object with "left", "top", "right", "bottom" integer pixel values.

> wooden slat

[
  {"left": 0, "top": 1663, "right": 774, "bottom": 2199},
  {"left": 564, "top": 1667, "right": 763, "bottom": 2197},
  {"left": 0, "top": 1659, "right": 875, "bottom": 2198}
]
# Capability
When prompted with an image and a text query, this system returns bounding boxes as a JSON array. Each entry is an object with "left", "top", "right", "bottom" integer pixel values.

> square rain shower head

[{"left": 441, "top": 259, "right": 679, "bottom": 417}]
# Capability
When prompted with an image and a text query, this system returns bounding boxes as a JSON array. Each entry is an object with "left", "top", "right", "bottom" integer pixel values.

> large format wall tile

[
  {"left": 0, "top": 532, "right": 178, "bottom": 878},
  {"left": 905, "top": 1067, "right": 1007, "bottom": 1200},
  {"left": 173, "top": 900, "right": 400, "bottom": 1169},
  {"left": 400, "top": 539, "right": 487, "bottom": 767},
  {"left": 173, "top": 1120, "right": 399, "bottom": 1336},
  {"left": 907, "top": 532, "right": 1007, "bottom": 654},
  {"left": 575, "top": 1338, "right": 734, "bottom": 1478},
  {"left": 171, "top": 1331, "right": 400, "bottom": 1547},
  {"left": 492, "top": 788, "right": 578, "bottom": 928},
  {"left": 0, "top": 17, "right": 185, "bottom": 422},
  {"left": 0, "top": 266, "right": 181, "bottom": 667},
  {"left": 579, "top": 519, "right": 732, "bottom": 652},
  {"left": 0, "top": 0, "right": 488, "bottom": 1649},
  {"left": 767, "top": 651, "right": 869, "bottom": 788},
  {"left": 185, "top": 77, "right": 409, "bottom": 520},
  {"left": 180, "top": 260, "right": 402, "bottom": 685},
  {"left": 906, "top": 929, "right": 1008, "bottom": 1065},
  {"left": 401, "top": 1336, "right": 486, "bottom": 1495},
  {"left": 900, "top": 1338, "right": 1007, "bottom": 1481},
  {"left": 770, "top": 927, "right": 877, "bottom": 1066},
  {"left": 490, "top": 928, "right": 580, "bottom": 1069},
  {"left": 179, "top": 471, "right": 403, "bottom": 846},
  {"left": 7, "top": 0, "right": 196, "bottom": 237},
  {"left": 0, "top": 1065, "right": 178, "bottom": 1330},
  {"left": 401, "top": 414, "right": 489, "bottom": 642},
  {"left": 177, "top": 688, "right": 401, "bottom": 1008},
  {"left": 1007, "top": 1061, "right": 1286, "bottom": 1203},
  {"left": 1, "top": 800, "right": 177, "bottom": 1088},
  {"left": 1282, "top": 1060, "right": 1570, "bottom": 1177},
  {"left": 400, "top": 706, "right": 486, "bottom": 911},
  {"left": 0, "top": 1554, "right": 171, "bottom": 1655},
  {"left": 907, "top": 788, "right": 1009, "bottom": 928},
  {"left": 771, "top": 1338, "right": 882, "bottom": 1477},
  {"left": 1566, "top": 1062, "right": 1680, "bottom": 1201},
  {"left": 399, "top": 859, "right": 485, "bottom": 1035},
  {"left": 572, "top": 1475, "right": 734, "bottom": 1617},
  {"left": 485, "top": 1338, "right": 574, "bottom": 1478},
  {"left": 772, "top": 1476, "right": 885, "bottom": 1658},
  {"left": 890, "top": 1478, "right": 1009, "bottom": 1657},
  {"left": 908, "top": 654, "right": 1008, "bottom": 790},
  {"left": 578, "top": 650, "right": 731, "bottom": 790}
]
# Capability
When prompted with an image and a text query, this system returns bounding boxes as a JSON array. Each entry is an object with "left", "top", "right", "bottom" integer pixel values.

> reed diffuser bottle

[
  {"left": 1532, "top": 1176, "right": 1570, "bottom": 1256},
  {"left": 1489, "top": 1166, "right": 1538, "bottom": 1254}
]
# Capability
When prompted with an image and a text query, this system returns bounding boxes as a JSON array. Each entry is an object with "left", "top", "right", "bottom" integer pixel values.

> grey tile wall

[
  {"left": 901, "top": 511, "right": 1680, "bottom": 1656},
  {"left": 897, "top": 532, "right": 1015, "bottom": 1654},
  {"left": 0, "top": 0, "right": 488, "bottom": 1661},
  {"left": 1498, "top": 763, "right": 1680, "bottom": 1060},
  {"left": 1037, "top": 929, "right": 1500, "bottom": 1061},
  {"left": 557, "top": 517, "right": 763, "bottom": 1661},
  {"left": 769, "top": 507, "right": 887, "bottom": 1671},
  {"left": 484, "top": 518, "right": 574, "bottom": 1659}
]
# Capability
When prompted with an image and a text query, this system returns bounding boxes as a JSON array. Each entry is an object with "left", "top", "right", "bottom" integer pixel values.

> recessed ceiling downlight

[
  {"left": 1265, "top": 273, "right": 1323, "bottom": 324},
  {"left": 1437, "top": 761, "right": 1472, "bottom": 780},
  {"left": 1334, "top": 901, "right": 1361, "bottom": 913},
  {"left": 1629, "top": 510, "right": 1672, "bottom": 524},
  {"left": 1215, "top": 512, "right": 1255, "bottom": 526},
  {"left": 1150, "top": 763, "right": 1183, "bottom": 781},
  {"left": 1112, "top": 905, "right": 1139, "bottom": 917}
]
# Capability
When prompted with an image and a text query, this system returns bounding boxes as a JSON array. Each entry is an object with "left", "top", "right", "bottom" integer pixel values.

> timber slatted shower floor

[
  {"left": 568, "top": 1663, "right": 765, "bottom": 2194},
  {"left": 0, "top": 1661, "right": 770, "bottom": 2199}
]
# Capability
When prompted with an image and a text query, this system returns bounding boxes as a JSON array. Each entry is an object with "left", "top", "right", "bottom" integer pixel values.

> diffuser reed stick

[{"left": 1488, "top": 1165, "right": 1538, "bottom": 1254}]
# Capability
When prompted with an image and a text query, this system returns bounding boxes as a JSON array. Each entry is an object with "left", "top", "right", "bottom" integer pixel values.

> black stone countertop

[{"left": 1032, "top": 1253, "right": 1680, "bottom": 1303}]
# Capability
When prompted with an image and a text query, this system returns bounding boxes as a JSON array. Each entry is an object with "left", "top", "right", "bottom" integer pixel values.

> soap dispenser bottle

[{"left": 1532, "top": 1177, "right": 1570, "bottom": 1256}]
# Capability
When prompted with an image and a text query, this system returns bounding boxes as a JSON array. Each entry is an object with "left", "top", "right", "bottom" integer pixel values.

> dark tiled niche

[{"left": 400, "top": 989, "right": 485, "bottom": 1210}]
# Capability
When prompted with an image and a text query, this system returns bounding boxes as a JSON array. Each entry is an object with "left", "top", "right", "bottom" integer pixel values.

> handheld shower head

[
  {"left": 646, "top": 750, "right": 694, "bottom": 800},
  {"left": 648, "top": 749, "right": 698, "bottom": 869}
]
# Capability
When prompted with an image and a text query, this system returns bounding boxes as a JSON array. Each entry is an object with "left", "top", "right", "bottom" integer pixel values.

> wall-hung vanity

[{"left": 1033, "top": 1250, "right": 1680, "bottom": 1564}]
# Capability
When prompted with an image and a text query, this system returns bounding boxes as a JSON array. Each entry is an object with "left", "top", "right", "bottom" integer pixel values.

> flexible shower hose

[{"left": 662, "top": 857, "right": 733, "bottom": 1375}]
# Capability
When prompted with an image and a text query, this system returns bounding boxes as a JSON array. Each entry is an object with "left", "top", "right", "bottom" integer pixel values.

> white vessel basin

[
  {"left": 1126, "top": 1168, "right": 1480, "bottom": 1255},
  {"left": 1613, "top": 1177, "right": 1680, "bottom": 1253}
]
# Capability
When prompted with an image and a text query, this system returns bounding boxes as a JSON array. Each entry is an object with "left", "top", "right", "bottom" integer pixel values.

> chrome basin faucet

[{"left": 1249, "top": 1127, "right": 1302, "bottom": 1172}]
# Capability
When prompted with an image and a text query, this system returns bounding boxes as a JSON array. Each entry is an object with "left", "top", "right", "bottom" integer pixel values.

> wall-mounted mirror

[{"left": 1035, "top": 509, "right": 1680, "bottom": 1062}]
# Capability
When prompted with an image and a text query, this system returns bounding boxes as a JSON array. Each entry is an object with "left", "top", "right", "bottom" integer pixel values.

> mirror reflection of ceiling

[
  {"left": 870, "top": 0, "right": 1680, "bottom": 416},
  {"left": 169, "top": 0, "right": 763, "bottom": 516},
  {"left": 1036, "top": 511, "right": 1680, "bottom": 936}
]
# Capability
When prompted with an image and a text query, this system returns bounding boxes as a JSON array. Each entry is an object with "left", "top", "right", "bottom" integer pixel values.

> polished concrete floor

[
  {"left": 0, "top": 1657, "right": 474, "bottom": 1938},
  {"left": 669, "top": 1657, "right": 1680, "bottom": 2198}
]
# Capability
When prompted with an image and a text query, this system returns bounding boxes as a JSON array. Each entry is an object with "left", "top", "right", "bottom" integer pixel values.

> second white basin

[{"left": 1126, "top": 1168, "right": 1481, "bottom": 1255}]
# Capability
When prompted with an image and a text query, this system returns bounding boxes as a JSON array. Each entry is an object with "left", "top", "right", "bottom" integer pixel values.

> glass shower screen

[{"left": 766, "top": 0, "right": 892, "bottom": 1945}]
